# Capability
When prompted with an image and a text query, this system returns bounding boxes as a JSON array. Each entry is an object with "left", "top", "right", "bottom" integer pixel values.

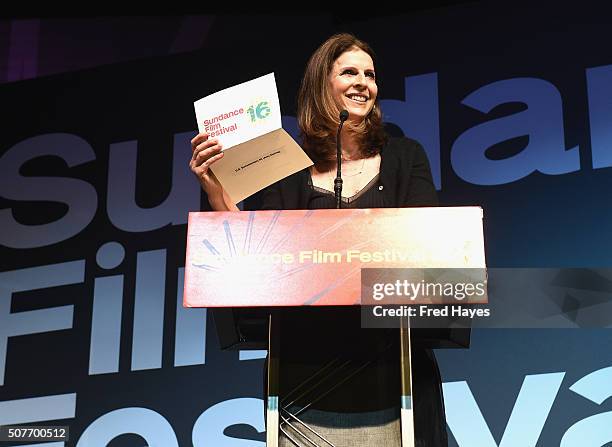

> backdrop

[{"left": 1, "top": 4, "right": 611, "bottom": 446}]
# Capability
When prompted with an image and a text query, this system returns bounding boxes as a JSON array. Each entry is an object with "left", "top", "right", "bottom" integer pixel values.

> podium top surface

[{"left": 183, "top": 207, "right": 486, "bottom": 307}]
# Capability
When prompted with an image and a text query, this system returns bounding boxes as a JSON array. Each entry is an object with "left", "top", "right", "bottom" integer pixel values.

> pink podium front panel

[{"left": 183, "top": 207, "right": 485, "bottom": 307}]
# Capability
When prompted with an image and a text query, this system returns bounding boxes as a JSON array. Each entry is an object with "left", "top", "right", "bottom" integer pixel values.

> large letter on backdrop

[
  {"left": 0, "top": 261, "right": 83, "bottom": 385},
  {"left": 561, "top": 366, "right": 612, "bottom": 446},
  {"left": 451, "top": 78, "right": 580, "bottom": 185},
  {"left": 443, "top": 372, "right": 565, "bottom": 447},
  {"left": 0, "top": 133, "right": 97, "bottom": 249}
]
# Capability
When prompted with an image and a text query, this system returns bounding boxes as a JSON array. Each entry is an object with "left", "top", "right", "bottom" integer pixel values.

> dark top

[
  {"left": 254, "top": 136, "right": 438, "bottom": 211},
  {"left": 307, "top": 173, "right": 385, "bottom": 209}
]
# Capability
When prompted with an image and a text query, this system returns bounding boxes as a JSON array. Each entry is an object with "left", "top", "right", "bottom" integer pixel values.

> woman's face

[{"left": 329, "top": 48, "right": 378, "bottom": 123}]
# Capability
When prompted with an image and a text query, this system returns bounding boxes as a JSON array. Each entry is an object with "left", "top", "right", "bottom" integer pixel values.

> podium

[{"left": 184, "top": 207, "right": 486, "bottom": 446}]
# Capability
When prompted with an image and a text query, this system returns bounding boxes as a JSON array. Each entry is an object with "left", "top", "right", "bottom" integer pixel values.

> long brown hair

[{"left": 297, "top": 33, "right": 387, "bottom": 165}]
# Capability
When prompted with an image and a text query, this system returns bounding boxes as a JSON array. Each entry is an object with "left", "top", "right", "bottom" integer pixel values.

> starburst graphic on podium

[{"left": 189, "top": 210, "right": 367, "bottom": 306}]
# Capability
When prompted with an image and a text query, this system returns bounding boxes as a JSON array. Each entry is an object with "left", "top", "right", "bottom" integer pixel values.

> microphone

[{"left": 335, "top": 110, "right": 349, "bottom": 209}]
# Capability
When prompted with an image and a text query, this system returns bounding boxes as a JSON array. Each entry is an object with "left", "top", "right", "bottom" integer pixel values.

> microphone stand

[{"left": 334, "top": 110, "right": 349, "bottom": 209}]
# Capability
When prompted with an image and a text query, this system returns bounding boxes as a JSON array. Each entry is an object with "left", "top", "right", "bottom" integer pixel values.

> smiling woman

[{"left": 190, "top": 33, "right": 445, "bottom": 446}]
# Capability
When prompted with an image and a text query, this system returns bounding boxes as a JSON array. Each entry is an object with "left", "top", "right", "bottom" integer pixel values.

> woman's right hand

[{"left": 190, "top": 132, "right": 237, "bottom": 211}]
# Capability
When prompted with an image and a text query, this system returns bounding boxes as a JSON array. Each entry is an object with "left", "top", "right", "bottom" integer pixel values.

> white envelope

[{"left": 194, "top": 73, "right": 313, "bottom": 204}]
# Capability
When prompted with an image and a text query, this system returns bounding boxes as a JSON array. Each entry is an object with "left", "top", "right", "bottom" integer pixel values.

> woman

[{"left": 190, "top": 33, "right": 447, "bottom": 447}]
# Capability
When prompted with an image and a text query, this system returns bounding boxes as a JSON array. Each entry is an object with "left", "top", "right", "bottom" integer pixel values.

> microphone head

[{"left": 339, "top": 109, "right": 349, "bottom": 122}]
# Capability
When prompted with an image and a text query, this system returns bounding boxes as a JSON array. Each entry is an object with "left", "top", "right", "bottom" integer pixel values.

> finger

[
  {"left": 193, "top": 146, "right": 219, "bottom": 166},
  {"left": 194, "top": 144, "right": 222, "bottom": 166},
  {"left": 193, "top": 138, "right": 219, "bottom": 159},
  {"left": 190, "top": 132, "right": 208, "bottom": 145},
  {"left": 190, "top": 132, "right": 209, "bottom": 149},
  {"left": 200, "top": 151, "right": 224, "bottom": 172},
  {"left": 192, "top": 149, "right": 223, "bottom": 174}
]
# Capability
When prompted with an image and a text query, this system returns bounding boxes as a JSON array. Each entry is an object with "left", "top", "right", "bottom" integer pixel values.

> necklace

[{"left": 341, "top": 157, "right": 366, "bottom": 177}]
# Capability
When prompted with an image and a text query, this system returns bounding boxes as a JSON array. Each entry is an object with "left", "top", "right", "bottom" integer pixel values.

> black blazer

[{"left": 251, "top": 136, "right": 438, "bottom": 210}]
